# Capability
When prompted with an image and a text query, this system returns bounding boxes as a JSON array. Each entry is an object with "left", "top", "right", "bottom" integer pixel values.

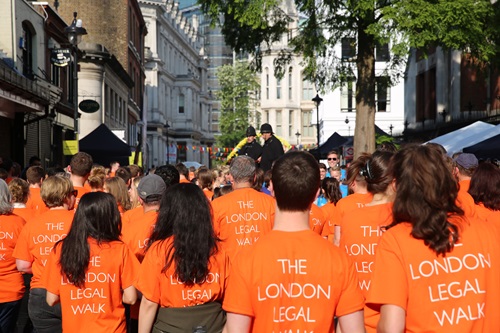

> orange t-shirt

[
  {"left": 121, "top": 210, "right": 158, "bottom": 262},
  {"left": 321, "top": 193, "right": 373, "bottom": 238},
  {"left": 13, "top": 206, "right": 37, "bottom": 223},
  {"left": 179, "top": 178, "right": 191, "bottom": 184},
  {"left": 475, "top": 203, "right": 500, "bottom": 223},
  {"left": 211, "top": 187, "right": 276, "bottom": 261},
  {"left": 74, "top": 185, "right": 90, "bottom": 209},
  {"left": 320, "top": 202, "right": 337, "bottom": 238},
  {"left": 0, "top": 214, "right": 26, "bottom": 302},
  {"left": 203, "top": 189, "right": 214, "bottom": 201},
  {"left": 42, "top": 239, "right": 139, "bottom": 333},
  {"left": 309, "top": 204, "right": 327, "bottom": 234},
  {"left": 13, "top": 209, "right": 74, "bottom": 288},
  {"left": 223, "top": 230, "right": 364, "bottom": 332},
  {"left": 121, "top": 206, "right": 144, "bottom": 230},
  {"left": 366, "top": 216, "right": 500, "bottom": 332},
  {"left": 457, "top": 180, "right": 476, "bottom": 218},
  {"left": 340, "top": 203, "right": 393, "bottom": 332},
  {"left": 135, "top": 238, "right": 229, "bottom": 308},
  {"left": 26, "top": 187, "right": 49, "bottom": 215}
]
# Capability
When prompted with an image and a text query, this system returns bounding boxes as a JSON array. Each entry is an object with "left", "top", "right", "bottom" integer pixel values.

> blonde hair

[
  {"left": 8, "top": 178, "right": 30, "bottom": 203},
  {"left": 88, "top": 165, "right": 106, "bottom": 191},
  {"left": 104, "top": 177, "right": 131, "bottom": 211},
  {"left": 130, "top": 176, "right": 143, "bottom": 209},
  {"left": 41, "top": 176, "right": 74, "bottom": 208}
]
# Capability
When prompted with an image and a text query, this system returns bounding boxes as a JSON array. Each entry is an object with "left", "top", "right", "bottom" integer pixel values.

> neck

[
  {"left": 70, "top": 175, "right": 86, "bottom": 188},
  {"left": 143, "top": 204, "right": 159, "bottom": 213},
  {"left": 29, "top": 184, "right": 41, "bottom": 188},
  {"left": 366, "top": 192, "right": 392, "bottom": 207},
  {"left": 272, "top": 206, "right": 311, "bottom": 232},
  {"left": 233, "top": 182, "right": 252, "bottom": 190}
]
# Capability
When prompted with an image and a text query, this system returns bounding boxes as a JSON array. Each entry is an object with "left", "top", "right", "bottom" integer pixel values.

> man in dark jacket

[
  {"left": 258, "top": 123, "right": 284, "bottom": 172},
  {"left": 239, "top": 126, "right": 263, "bottom": 163}
]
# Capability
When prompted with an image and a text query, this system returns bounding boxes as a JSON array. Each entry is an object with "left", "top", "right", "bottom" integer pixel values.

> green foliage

[{"left": 216, "top": 61, "right": 260, "bottom": 148}]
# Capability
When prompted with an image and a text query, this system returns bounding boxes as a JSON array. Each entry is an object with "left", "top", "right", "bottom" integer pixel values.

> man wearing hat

[
  {"left": 239, "top": 126, "right": 263, "bottom": 163},
  {"left": 453, "top": 153, "right": 478, "bottom": 217},
  {"left": 258, "top": 123, "right": 284, "bottom": 172},
  {"left": 121, "top": 174, "right": 166, "bottom": 261}
]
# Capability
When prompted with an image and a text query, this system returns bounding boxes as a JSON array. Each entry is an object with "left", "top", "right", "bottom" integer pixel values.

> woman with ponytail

[
  {"left": 367, "top": 145, "right": 500, "bottom": 332},
  {"left": 42, "top": 192, "right": 139, "bottom": 332}
]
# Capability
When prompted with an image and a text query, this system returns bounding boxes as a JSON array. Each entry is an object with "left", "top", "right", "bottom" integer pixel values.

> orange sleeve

[
  {"left": 366, "top": 230, "right": 408, "bottom": 310},
  {"left": 12, "top": 224, "right": 33, "bottom": 263},
  {"left": 335, "top": 251, "right": 365, "bottom": 317},
  {"left": 135, "top": 243, "right": 161, "bottom": 303},
  {"left": 222, "top": 249, "right": 254, "bottom": 317}
]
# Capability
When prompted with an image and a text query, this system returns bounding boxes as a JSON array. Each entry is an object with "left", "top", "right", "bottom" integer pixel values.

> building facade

[
  {"left": 139, "top": 0, "right": 214, "bottom": 169},
  {"left": 0, "top": 1, "right": 76, "bottom": 168}
]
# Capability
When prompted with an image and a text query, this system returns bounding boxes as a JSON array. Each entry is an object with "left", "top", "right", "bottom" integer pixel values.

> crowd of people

[{"left": 1, "top": 136, "right": 500, "bottom": 333}]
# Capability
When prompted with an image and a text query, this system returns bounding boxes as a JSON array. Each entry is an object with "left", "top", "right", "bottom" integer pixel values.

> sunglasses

[
  {"left": 327, "top": 157, "right": 338, "bottom": 161},
  {"left": 71, "top": 190, "right": 78, "bottom": 197}
]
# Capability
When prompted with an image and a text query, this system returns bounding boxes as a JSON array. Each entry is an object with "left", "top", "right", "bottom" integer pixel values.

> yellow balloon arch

[{"left": 227, "top": 133, "right": 291, "bottom": 162}]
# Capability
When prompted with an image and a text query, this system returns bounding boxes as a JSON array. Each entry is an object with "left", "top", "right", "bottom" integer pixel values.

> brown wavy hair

[
  {"left": 469, "top": 162, "right": 500, "bottom": 210},
  {"left": 388, "top": 145, "right": 463, "bottom": 256}
]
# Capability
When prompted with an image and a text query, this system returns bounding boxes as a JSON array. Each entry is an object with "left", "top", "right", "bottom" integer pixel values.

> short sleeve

[
  {"left": 222, "top": 249, "right": 254, "bottom": 317},
  {"left": 42, "top": 249, "right": 61, "bottom": 296},
  {"left": 121, "top": 245, "right": 140, "bottom": 289},
  {"left": 366, "top": 230, "right": 408, "bottom": 310},
  {"left": 12, "top": 224, "right": 33, "bottom": 262},
  {"left": 135, "top": 244, "right": 162, "bottom": 303},
  {"left": 335, "top": 252, "right": 365, "bottom": 317}
]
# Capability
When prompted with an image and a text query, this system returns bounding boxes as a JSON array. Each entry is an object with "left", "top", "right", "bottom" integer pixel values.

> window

[
  {"left": 288, "top": 110, "right": 293, "bottom": 136},
  {"left": 302, "top": 79, "right": 314, "bottom": 100},
  {"left": 340, "top": 78, "right": 356, "bottom": 112},
  {"left": 376, "top": 76, "right": 390, "bottom": 112},
  {"left": 288, "top": 67, "right": 293, "bottom": 100},
  {"left": 342, "top": 38, "right": 356, "bottom": 61},
  {"left": 375, "top": 42, "right": 390, "bottom": 62},
  {"left": 276, "top": 110, "right": 282, "bottom": 136},
  {"left": 179, "top": 94, "right": 185, "bottom": 113},
  {"left": 277, "top": 78, "right": 282, "bottom": 99},
  {"left": 51, "top": 64, "right": 60, "bottom": 86},
  {"left": 22, "top": 22, "right": 35, "bottom": 79},
  {"left": 302, "top": 111, "right": 313, "bottom": 137}
]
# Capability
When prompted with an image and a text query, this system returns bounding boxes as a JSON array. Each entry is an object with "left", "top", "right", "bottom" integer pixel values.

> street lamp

[
  {"left": 389, "top": 124, "right": 394, "bottom": 137},
  {"left": 345, "top": 116, "right": 350, "bottom": 136},
  {"left": 165, "top": 121, "right": 171, "bottom": 164},
  {"left": 312, "top": 94, "right": 323, "bottom": 147},
  {"left": 295, "top": 131, "right": 301, "bottom": 146},
  {"left": 64, "top": 12, "right": 87, "bottom": 139}
]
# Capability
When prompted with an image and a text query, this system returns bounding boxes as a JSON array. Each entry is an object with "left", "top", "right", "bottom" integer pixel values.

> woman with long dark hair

[
  {"left": 367, "top": 145, "right": 500, "bottom": 332},
  {"left": 136, "top": 183, "right": 228, "bottom": 333},
  {"left": 42, "top": 192, "right": 139, "bottom": 332}
]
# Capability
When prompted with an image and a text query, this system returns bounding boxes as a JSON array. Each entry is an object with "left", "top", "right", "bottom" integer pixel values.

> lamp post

[
  {"left": 389, "top": 124, "right": 394, "bottom": 137},
  {"left": 64, "top": 12, "right": 87, "bottom": 140},
  {"left": 312, "top": 94, "right": 323, "bottom": 147},
  {"left": 345, "top": 116, "right": 350, "bottom": 136},
  {"left": 295, "top": 130, "right": 301, "bottom": 146},
  {"left": 165, "top": 121, "right": 170, "bottom": 164}
]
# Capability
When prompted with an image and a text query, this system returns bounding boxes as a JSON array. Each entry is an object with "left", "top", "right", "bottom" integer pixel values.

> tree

[
  {"left": 216, "top": 61, "right": 260, "bottom": 148},
  {"left": 202, "top": 0, "right": 498, "bottom": 157}
]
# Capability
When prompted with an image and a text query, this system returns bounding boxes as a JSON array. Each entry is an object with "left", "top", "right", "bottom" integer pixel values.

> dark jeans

[
  {"left": 0, "top": 299, "right": 22, "bottom": 333},
  {"left": 16, "top": 273, "right": 34, "bottom": 333},
  {"left": 28, "top": 289, "right": 61, "bottom": 333}
]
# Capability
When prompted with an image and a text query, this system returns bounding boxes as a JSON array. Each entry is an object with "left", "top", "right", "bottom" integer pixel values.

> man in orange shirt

[
  {"left": 68, "top": 152, "right": 93, "bottom": 208},
  {"left": 25, "top": 166, "right": 49, "bottom": 215},
  {"left": 211, "top": 155, "right": 275, "bottom": 262},
  {"left": 223, "top": 151, "right": 365, "bottom": 333},
  {"left": 452, "top": 153, "right": 478, "bottom": 217}
]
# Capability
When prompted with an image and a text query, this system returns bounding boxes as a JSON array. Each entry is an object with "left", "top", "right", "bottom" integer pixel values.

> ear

[{"left": 67, "top": 165, "right": 72, "bottom": 173}]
